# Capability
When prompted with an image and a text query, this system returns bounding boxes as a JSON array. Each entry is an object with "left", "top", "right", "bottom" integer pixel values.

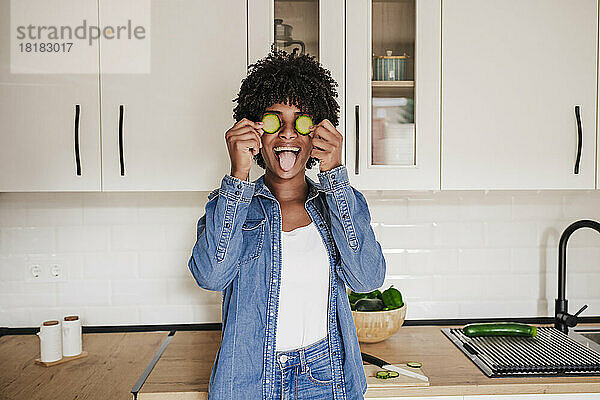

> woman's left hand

[{"left": 310, "top": 119, "right": 343, "bottom": 172}]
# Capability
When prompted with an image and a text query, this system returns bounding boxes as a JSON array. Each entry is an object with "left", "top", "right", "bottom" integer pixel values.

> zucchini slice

[
  {"left": 262, "top": 113, "right": 280, "bottom": 134},
  {"left": 375, "top": 370, "right": 400, "bottom": 379},
  {"left": 295, "top": 115, "right": 313, "bottom": 135},
  {"left": 375, "top": 370, "right": 390, "bottom": 379},
  {"left": 407, "top": 362, "right": 422, "bottom": 368}
]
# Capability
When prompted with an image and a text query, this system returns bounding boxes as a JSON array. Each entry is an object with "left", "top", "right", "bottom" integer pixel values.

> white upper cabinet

[
  {"left": 247, "top": 0, "right": 345, "bottom": 184},
  {"left": 442, "top": 0, "right": 598, "bottom": 190},
  {"left": 0, "top": 0, "right": 102, "bottom": 192},
  {"left": 346, "top": 0, "right": 441, "bottom": 190},
  {"left": 99, "top": 0, "right": 246, "bottom": 191}
]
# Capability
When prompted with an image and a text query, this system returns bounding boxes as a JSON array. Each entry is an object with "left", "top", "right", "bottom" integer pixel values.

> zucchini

[
  {"left": 407, "top": 362, "right": 422, "bottom": 368},
  {"left": 375, "top": 370, "right": 399, "bottom": 379},
  {"left": 375, "top": 370, "right": 390, "bottom": 379},
  {"left": 354, "top": 298, "right": 384, "bottom": 311},
  {"left": 295, "top": 115, "right": 313, "bottom": 135},
  {"left": 462, "top": 322, "right": 537, "bottom": 338},
  {"left": 262, "top": 113, "right": 281, "bottom": 134},
  {"left": 348, "top": 291, "right": 369, "bottom": 304}
]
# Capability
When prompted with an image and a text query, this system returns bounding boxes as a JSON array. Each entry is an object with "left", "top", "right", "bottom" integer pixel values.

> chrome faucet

[{"left": 555, "top": 219, "right": 600, "bottom": 333}]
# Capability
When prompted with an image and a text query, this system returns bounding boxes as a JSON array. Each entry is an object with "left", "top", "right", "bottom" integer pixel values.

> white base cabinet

[{"left": 366, "top": 394, "right": 600, "bottom": 400}]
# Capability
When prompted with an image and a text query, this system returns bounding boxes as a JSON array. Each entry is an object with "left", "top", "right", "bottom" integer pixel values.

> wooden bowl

[{"left": 351, "top": 304, "right": 406, "bottom": 343}]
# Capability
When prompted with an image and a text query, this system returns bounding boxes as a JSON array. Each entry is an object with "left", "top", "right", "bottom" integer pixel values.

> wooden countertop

[
  {"left": 138, "top": 325, "right": 600, "bottom": 399},
  {"left": 1, "top": 325, "right": 599, "bottom": 399},
  {"left": 0, "top": 331, "right": 167, "bottom": 400}
]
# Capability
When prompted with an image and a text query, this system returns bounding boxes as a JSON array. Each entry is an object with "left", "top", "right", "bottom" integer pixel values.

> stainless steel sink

[
  {"left": 580, "top": 332, "right": 600, "bottom": 344},
  {"left": 571, "top": 328, "right": 600, "bottom": 353}
]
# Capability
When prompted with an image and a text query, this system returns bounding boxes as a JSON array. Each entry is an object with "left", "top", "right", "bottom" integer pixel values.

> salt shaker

[
  {"left": 62, "top": 315, "right": 82, "bottom": 357},
  {"left": 37, "top": 320, "right": 62, "bottom": 362}
]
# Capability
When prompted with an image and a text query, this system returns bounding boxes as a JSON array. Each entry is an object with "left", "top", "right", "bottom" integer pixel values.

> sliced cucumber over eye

[
  {"left": 262, "top": 113, "right": 280, "bottom": 134},
  {"left": 295, "top": 115, "right": 313, "bottom": 135}
]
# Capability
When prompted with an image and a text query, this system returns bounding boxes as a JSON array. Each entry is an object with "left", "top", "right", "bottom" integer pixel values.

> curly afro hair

[{"left": 232, "top": 47, "right": 340, "bottom": 170}]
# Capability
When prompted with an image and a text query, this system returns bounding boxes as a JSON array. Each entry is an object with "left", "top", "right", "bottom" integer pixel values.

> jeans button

[{"left": 279, "top": 354, "right": 288, "bottom": 363}]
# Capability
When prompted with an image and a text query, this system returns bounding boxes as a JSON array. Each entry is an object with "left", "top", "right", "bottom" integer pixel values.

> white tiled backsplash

[{"left": 1, "top": 189, "right": 599, "bottom": 328}]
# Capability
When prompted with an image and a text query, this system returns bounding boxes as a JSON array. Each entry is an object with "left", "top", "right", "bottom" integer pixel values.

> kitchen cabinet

[
  {"left": 247, "top": 0, "right": 345, "bottom": 183},
  {"left": 346, "top": 0, "right": 441, "bottom": 190},
  {"left": 0, "top": 0, "right": 246, "bottom": 192},
  {"left": 0, "top": 0, "right": 102, "bottom": 192},
  {"left": 0, "top": 331, "right": 167, "bottom": 400},
  {"left": 100, "top": 0, "right": 246, "bottom": 191},
  {"left": 132, "top": 327, "right": 600, "bottom": 398},
  {"left": 368, "top": 397, "right": 462, "bottom": 400},
  {"left": 463, "top": 395, "right": 600, "bottom": 400},
  {"left": 368, "top": 395, "right": 600, "bottom": 400},
  {"left": 441, "top": 0, "right": 598, "bottom": 190},
  {"left": 247, "top": 0, "right": 439, "bottom": 189}
]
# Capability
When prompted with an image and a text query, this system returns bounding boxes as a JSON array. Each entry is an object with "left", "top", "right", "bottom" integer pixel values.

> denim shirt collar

[{"left": 251, "top": 173, "right": 325, "bottom": 203}]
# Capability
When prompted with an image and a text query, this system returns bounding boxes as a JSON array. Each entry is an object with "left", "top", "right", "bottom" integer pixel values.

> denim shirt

[{"left": 188, "top": 165, "right": 386, "bottom": 400}]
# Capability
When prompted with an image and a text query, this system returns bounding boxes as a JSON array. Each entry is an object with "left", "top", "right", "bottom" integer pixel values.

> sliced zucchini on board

[
  {"left": 462, "top": 322, "right": 537, "bottom": 338},
  {"left": 262, "top": 113, "right": 281, "bottom": 133},
  {"left": 375, "top": 370, "right": 400, "bottom": 379},
  {"left": 406, "top": 362, "right": 422, "bottom": 368},
  {"left": 295, "top": 115, "right": 313, "bottom": 135}
]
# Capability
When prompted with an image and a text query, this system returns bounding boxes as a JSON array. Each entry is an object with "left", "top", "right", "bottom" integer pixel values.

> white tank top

[{"left": 275, "top": 221, "right": 330, "bottom": 351}]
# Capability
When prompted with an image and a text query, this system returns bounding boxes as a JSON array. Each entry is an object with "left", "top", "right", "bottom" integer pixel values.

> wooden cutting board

[{"left": 364, "top": 363, "right": 429, "bottom": 388}]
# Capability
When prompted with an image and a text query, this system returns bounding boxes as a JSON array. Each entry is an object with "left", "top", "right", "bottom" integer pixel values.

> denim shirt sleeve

[
  {"left": 317, "top": 165, "right": 386, "bottom": 293},
  {"left": 188, "top": 174, "right": 255, "bottom": 291}
]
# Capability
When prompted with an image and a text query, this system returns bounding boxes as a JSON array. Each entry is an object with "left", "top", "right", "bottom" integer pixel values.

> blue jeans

[{"left": 271, "top": 336, "right": 336, "bottom": 399}]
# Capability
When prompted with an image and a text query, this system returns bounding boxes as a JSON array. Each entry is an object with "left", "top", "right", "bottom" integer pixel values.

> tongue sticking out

[{"left": 278, "top": 151, "right": 297, "bottom": 172}]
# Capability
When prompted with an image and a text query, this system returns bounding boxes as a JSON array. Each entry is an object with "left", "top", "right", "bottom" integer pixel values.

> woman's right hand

[{"left": 225, "top": 118, "right": 263, "bottom": 181}]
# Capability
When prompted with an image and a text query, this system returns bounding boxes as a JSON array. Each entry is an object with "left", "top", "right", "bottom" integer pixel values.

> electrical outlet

[
  {"left": 49, "top": 264, "right": 63, "bottom": 280},
  {"left": 30, "top": 265, "right": 41, "bottom": 280},
  {"left": 26, "top": 260, "right": 66, "bottom": 282}
]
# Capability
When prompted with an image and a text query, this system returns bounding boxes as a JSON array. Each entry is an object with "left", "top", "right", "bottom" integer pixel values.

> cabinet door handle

[
  {"left": 355, "top": 105, "right": 360, "bottom": 175},
  {"left": 574, "top": 105, "right": 582, "bottom": 175},
  {"left": 118, "top": 104, "right": 125, "bottom": 176},
  {"left": 74, "top": 104, "right": 81, "bottom": 176}
]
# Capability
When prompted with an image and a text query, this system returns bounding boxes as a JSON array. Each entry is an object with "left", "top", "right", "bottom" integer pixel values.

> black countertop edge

[
  {"left": 2, "top": 317, "right": 600, "bottom": 337},
  {"left": 131, "top": 330, "right": 176, "bottom": 400}
]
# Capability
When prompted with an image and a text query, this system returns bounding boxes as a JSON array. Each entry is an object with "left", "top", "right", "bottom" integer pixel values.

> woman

[{"left": 188, "top": 49, "right": 386, "bottom": 400}]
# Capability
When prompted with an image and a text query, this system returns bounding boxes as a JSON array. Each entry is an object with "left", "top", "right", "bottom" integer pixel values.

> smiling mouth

[{"left": 273, "top": 146, "right": 301, "bottom": 172}]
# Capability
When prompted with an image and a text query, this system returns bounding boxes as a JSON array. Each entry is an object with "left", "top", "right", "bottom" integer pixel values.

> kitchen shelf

[{"left": 371, "top": 80, "right": 414, "bottom": 88}]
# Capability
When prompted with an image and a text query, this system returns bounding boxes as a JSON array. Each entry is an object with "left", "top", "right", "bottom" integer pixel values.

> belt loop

[{"left": 299, "top": 347, "right": 307, "bottom": 373}]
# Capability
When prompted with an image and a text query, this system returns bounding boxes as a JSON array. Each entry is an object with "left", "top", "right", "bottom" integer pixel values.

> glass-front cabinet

[
  {"left": 347, "top": 0, "right": 440, "bottom": 190},
  {"left": 247, "top": 0, "right": 438, "bottom": 189},
  {"left": 247, "top": 0, "right": 345, "bottom": 182}
]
